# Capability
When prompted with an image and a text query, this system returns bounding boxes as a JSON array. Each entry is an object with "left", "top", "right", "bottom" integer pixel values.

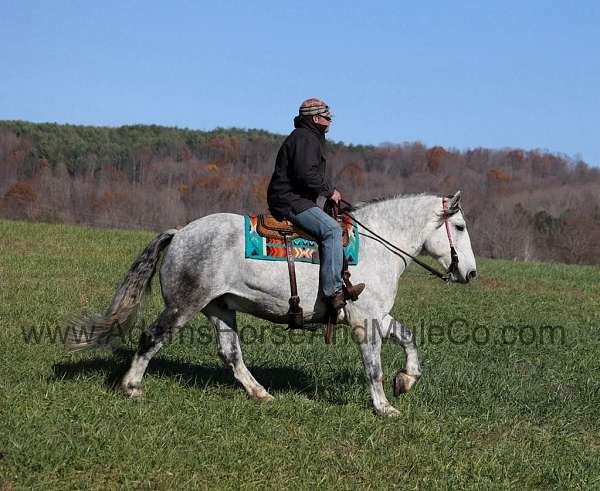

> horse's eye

[{"left": 455, "top": 224, "right": 465, "bottom": 232}]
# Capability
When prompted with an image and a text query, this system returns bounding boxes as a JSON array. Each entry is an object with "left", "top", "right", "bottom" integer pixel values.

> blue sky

[{"left": 2, "top": 1, "right": 599, "bottom": 166}]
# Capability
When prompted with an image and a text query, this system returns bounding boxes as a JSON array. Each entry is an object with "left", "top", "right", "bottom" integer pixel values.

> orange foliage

[
  {"left": 507, "top": 150, "right": 524, "bottom": 162},
  {"left": 204, "top": 161, "right": 221, "bottom": 174},
  {"left": 193, "top": 175, "right": 222, "bottom": 189},
  {"left": 426, "top": 146, "right": 447, "bottom": 173},
  {"left": 488, "top": 168, "right": 512, "bottom": 183},
  {"left": 93, "top": 191, "right": 127, "bottom": 210},
  {"left": 207, "top": 136, "right": 241, "bottom": 162},
  {"left": 192, "top": 161, "right": 226, "bottom": 189},
  {"left": 4, "top": 181, "right": 37, "bottom": 203}
]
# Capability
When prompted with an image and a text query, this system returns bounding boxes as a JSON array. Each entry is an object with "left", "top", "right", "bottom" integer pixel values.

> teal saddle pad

[{"left": 244, "top": 214, "right": 359, "bottom": 265}]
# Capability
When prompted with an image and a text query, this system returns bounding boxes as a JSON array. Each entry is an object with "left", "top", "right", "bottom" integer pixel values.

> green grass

[{"left": 1, "top": 218, "right": 599, "bottom": 490}]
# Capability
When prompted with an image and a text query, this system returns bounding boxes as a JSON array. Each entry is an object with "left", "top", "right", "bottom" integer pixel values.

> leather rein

[{"left": 336, "top": 197, "right": 459, "bottom": 282}]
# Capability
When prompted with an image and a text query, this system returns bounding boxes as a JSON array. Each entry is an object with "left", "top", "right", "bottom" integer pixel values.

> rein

[{"left": 337, "top": 197, "right": 459, "bottom": 282}]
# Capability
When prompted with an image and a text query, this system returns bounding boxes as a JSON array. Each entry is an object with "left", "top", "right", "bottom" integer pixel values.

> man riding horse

[{"left": 266, "top": 98, "right": 365, "bottom": 312}]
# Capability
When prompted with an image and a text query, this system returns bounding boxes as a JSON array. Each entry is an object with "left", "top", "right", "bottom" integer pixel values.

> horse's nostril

[{"left": 467, "top": 270, "right": 477, "bottom": 280}]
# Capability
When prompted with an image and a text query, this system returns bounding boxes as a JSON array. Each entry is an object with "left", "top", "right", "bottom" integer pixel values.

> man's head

[{"left": 299, "top": 98, "right": 332, "bottom": 133}]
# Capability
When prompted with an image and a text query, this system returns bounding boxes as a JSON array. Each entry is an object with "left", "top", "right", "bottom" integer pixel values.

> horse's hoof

[
  {"left": 120, "top": 382, "right": 144, "bottom": 400},
  {"left": 249, "top": 388, "right": 274, "bottom": 402},
  {"left": 393, "top": 369, "right": 420, "bottom": 396},
  {"left": 376, "top": 404, "right": 401, "bottom": 417},
  {"left": 257, "top": 393, "right": 274, "bottom": 403}
]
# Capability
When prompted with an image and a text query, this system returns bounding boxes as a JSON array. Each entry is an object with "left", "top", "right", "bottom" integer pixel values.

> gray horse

[{"left": 67, "top": 191, "right": 476, "bottom": 417}]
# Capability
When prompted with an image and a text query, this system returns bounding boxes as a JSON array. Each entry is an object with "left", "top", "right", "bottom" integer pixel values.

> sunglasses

[{"left": 318, "top": 114, "right": 332, "bottom": 122}]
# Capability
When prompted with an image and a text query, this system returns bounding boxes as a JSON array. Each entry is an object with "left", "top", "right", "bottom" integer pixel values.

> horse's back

[
  {"left": 158, "top": 213, "right": 245, "bottom": 305},
  {"left": 166, "top": 212, "right": 244, "bottom": 262}
]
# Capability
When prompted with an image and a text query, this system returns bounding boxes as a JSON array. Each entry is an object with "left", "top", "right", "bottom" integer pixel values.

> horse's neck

[{"left": 353, "top": 195, "right": 437, "bottom": 257}]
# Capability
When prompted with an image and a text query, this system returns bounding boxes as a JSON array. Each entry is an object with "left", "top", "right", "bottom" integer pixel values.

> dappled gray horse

[{"left": 67, "top": 191, "right": 476, "bottom": 417}]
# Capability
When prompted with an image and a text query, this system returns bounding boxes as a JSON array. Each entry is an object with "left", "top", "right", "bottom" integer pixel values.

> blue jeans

[{"left": 288, "top": 207, "right": 344, "bottom": 298}]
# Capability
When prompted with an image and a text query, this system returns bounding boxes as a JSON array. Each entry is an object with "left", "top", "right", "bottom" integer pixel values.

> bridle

[
  {"left": 441, "top": 196, "right": 460, "bottom": 279},
  {"left": 337, "top": 197, "right": 460, "bottom": 282}
]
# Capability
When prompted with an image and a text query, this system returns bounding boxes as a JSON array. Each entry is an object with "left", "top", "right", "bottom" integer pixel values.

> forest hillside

[{"left": 1, "top": 120, "right": 598, "bottom": 264}]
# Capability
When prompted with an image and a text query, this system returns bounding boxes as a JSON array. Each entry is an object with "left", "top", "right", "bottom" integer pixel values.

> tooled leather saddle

[
  {"left": 254, "top": 201, "right": 358, "bottom": 343},
  {"left": 255, "top": 214, "right": 351, "bottom": 246}
]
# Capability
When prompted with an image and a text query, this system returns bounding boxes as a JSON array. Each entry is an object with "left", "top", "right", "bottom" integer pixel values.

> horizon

[{"left": 2, "top": 2, "right": 599, "bottom": 166}]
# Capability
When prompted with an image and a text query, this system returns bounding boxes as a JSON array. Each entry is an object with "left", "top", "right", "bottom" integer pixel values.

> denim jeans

[{"left": 288, "top": 206, "right": 344, "bottom": 298}]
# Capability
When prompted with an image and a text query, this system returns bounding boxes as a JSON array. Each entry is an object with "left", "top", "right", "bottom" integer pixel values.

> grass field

[{"left": 1, "top": 218, "right": 599, "bottom": 490}]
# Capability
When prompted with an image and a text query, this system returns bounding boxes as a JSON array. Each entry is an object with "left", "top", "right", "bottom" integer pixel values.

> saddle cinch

[{"left": 255, "top": 202, "right": 359, "bottom": 341}]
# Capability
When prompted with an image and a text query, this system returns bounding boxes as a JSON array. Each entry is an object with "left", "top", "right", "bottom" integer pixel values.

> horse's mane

[
  {"left": 346, "top": 192, "right": 463, "bottom": 220},
  {"left": 347, "top": 192, "right": 433, "bottom": 210}
]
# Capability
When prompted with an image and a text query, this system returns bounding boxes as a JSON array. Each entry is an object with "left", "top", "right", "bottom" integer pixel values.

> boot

[
  {"left": 344, "top": 282, "right": 366, "bottom": 301},
  {"left": 328, "top": 290, "right": 347, "bottom": 311}
]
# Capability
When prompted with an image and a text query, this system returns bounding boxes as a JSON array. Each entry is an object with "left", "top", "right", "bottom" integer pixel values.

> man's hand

[{"left": 331, "top": 189, "right": 341, "bottom": 203}]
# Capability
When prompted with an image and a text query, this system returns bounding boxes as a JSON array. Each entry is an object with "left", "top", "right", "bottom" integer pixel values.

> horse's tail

[{"left": 65, "top": 229, "right": 178, "bottom": 352}]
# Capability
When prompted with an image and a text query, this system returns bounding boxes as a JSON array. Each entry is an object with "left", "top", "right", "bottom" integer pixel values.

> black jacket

[{"left": 267, "top": 116, "right": 335, "bottom": 219}]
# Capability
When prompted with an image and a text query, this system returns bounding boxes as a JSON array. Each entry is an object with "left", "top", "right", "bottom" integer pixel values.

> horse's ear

[{"left": 449, "top": 190, "right": 462, "bottom": 210}]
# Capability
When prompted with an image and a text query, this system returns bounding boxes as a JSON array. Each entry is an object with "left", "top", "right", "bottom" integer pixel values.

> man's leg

[{"left": 288, "top": 207, "right": 344, "bottom": 298}]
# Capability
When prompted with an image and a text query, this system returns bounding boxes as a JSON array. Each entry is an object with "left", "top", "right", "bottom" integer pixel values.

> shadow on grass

[{"left": 50, "top": 348, "right": 359, "bottom": 401}]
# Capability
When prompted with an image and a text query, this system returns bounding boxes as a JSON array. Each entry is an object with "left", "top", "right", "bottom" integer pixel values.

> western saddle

[{"left": 255, "top": 201, "right": 359, "bottom": 343}]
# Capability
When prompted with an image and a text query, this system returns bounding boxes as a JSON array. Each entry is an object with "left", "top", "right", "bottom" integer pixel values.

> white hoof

[
  {"left": 249, "top": 388, "right": 274, "bottom": 402},
  {"left": 393, "top": 370, "right": 420, "bottom": 396},
  {"left": 375, "top": 404, "right": 401, "bottom": 417},
  {"left": 120, "top": 381, "right": 143, "bottom": 400}
]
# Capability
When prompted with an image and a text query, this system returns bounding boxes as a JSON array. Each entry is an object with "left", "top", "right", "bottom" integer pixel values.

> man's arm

[{"left": 291, "top": 136, "right": 335, "bottom": 197}]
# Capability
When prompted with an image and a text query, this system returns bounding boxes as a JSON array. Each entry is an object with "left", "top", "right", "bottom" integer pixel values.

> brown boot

[
  {"left": 344, "top": 283, "right": 366, "bottom": 301},
  {"left": 328, "top": 290, "right": 347, "bottom": 311}
]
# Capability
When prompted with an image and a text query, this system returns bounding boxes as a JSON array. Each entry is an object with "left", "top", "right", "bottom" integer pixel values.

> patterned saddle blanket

[{"left": 244, "top": 214, "right": 359, "bottom": 265}]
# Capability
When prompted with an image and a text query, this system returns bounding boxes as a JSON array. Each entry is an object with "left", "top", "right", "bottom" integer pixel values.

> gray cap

[{"left": 299, "top": 98, "right": 333, "bottom": 118}]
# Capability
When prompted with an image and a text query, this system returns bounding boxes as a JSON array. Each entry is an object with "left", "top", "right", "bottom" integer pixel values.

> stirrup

[
  {"left": 287, "top": 295, "right": 304, "bottom": 330},
  {"left": 328, "top": 290, "right": 347, "bottom": 311}
]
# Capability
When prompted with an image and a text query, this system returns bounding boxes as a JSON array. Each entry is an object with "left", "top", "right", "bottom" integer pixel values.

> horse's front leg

[
  {"left": 379, "top": 314, "right": 421, "bottom": 394},
  {"left": 353, "top": 317, "right": 400, "bottom": 417}
]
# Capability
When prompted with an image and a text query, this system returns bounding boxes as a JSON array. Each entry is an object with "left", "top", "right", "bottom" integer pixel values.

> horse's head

[{"left": 423, "top": 191, "right": 477, "bottom": 283}]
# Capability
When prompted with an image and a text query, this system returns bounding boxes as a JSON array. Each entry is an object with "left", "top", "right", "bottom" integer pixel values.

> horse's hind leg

[
  {"left": 120, "top": 307, "right": 189, "bottom": 398},
  {"left": 204, "top": 300, "right": 273, "bottom": 402}
]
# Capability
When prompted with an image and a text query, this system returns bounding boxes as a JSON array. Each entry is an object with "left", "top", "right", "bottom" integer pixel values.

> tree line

[{"left": 1, "top": 120, "right": 598, "bottom": 264}]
